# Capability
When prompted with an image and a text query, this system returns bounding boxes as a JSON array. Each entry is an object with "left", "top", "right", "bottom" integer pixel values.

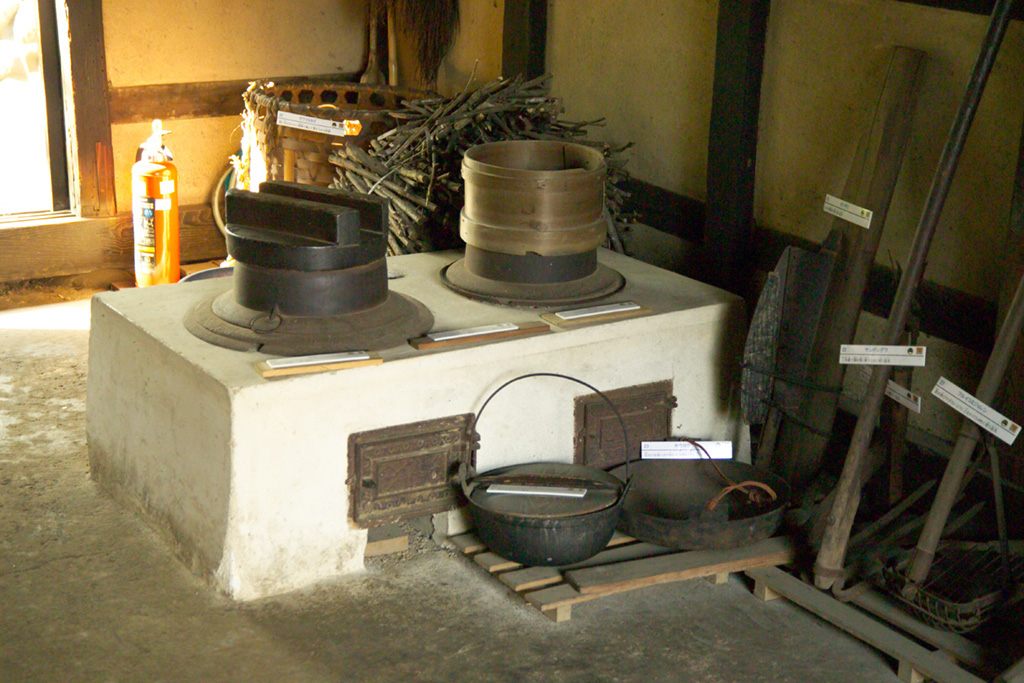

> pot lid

[{"left": 468, "top": 462, "right": 622, "bottom": 519}]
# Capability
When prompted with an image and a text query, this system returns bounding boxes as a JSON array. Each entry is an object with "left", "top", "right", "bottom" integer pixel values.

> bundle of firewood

[{"left": 328, "top": 74, "right": 634, "bottom": 255}]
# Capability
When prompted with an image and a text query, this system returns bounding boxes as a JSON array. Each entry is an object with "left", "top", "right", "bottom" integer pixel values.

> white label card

[
  {"left": 931, "top": 377, "right": 1020, "bottom": 446},
  {"left": 840, "top": 345, "right": 926, "bottom": 367},
  {"left": 885, "top": 381, "right": 922, "bottom": 414},
  {"left": 158, "top": 179, "right": 175, "bottom": 195},
  {"left": 276, "top": 111, "right": 357, "bottom": 137},
  {"left": 554, "top": 301, "right": 641, "bottom": 321},
  {"left": 640, "top": 441, "right": 732, "bottom": 460},
  {"left": 486, "top": 484, "right": 587, "bottom": 498},
  {"left": 824, "top": 194, "right": 873, "bottom": 229},
  {"left": 855, "top": 367, "right": 922, "bottom": 414},
  {"left": 264, "top": 351, "right": 370, "bottom": 370},
  {"left": 427, "top": 323, "right": 518, "bottom": 342}
]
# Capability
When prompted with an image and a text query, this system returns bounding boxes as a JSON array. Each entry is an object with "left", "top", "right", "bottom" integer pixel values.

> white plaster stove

[{"left": 86, "top": 249, "right": 747, "bottom": 600}]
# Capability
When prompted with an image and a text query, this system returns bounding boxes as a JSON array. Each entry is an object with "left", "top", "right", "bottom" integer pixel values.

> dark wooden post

[
  {"left": 502, "top": 0, "right": 548, "bottom": 80},
  {"left": 703, "top": 0, "right": 770, "bottom": 294}
]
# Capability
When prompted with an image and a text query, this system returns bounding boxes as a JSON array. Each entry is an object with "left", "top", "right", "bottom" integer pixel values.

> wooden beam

[
  {"left": 621, "top": 178, "right": 704, "bottom": 243},
  {"left": 0, "top": 204, "right": 225, "bottom": 283},
  {"left": 501, "top": 0, "right": 548, "bottom": 79},
  {"left": 63, "top": 0, "right": 115, "bottom": 217},
  {"left": 108, "top": 72, "right": 360, "bottom": 125},
  {"left": 745, "top": 567, "right": 984, "bottom": 683},
  {"left": 37, "top": 0, "right": 69, "bottom": 211},
  {"left": 897, "top": 0, "right": 1024, "bottom": 19},
  {"left": 703, "top": 0, "right": 770, "bottom": 293},
  {"left": 624, "top": 179, "right": 997, "bottom": 352}
]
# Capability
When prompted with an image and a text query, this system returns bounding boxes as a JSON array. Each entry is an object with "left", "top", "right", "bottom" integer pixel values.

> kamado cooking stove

[{"left": 87, "top": 163, "right": 749, "bottom": 601}]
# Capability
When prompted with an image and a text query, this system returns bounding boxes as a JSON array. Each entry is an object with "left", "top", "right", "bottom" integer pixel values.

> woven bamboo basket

[{"left": 239, "top": 79, "right": 430, "bottom": 189}]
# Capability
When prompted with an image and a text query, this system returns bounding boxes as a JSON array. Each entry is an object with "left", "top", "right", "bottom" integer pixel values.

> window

[{"left": 0, "top": 0, "right": 69, "bottom": 217}]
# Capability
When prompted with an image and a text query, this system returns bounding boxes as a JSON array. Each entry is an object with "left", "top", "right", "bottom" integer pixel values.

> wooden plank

[
  {"left": 745, "top": 567, "right": 984, "bottom": 683},
  {"left": 620, "top": 178, "right": 704, "bottom": 243},
  {"left": 0, "top": 204, "right": 226, "bottom": 284},
  {"left": 498, "top": 541, "right": 675, "bottom": 592},
  {"left": 848, "top": 589, "right": 985, "bottom": 669},
  {"left": 63, "top": 0, "right": 115, "bottom": 216},
  {"left": 498, "top": 566, "right": 563, "bottom": 592},
  {"left": 773, "top": 46, "right": 926, "bottom": 488},
  {"left": 897, "top": 0, "right": 1024, "bottom": 19},
  {"left": 409, "top": 322, "right": 551, "bottom": 350},
  {"left": 473, "top": 552, "right": 521, "bottom": 574},
  {"left": 524, "top": 583, "right": 598, "bottom": 611},
  {"left": 501, "top": 0, "right": 547, "bottom": 80},
  {"left": 364, "top": 534, "right": 409, "bottom": 557},
  {"left": 107, "top": 72, "right": 360, "bottom": 124},
  {"left": 998, "top": 655, "right": 1024, "bottom": 683},
  {"left": 566, "top": 537, "right": 795, "bottom": 596},
  {"left": 705, "top": 572, "right": 730, "bottom": 586},
  {"left": 448, "top": 533, "right": 486, "bottom": 555},
  {"left": 256, "top": 356, "right": 383, "bottom": 379},
  {"left": 702, "top": 0, "right": 769, "bottom": 293},
  {"left": 540, "top": 307, "right": 652, "bottom": 329}
]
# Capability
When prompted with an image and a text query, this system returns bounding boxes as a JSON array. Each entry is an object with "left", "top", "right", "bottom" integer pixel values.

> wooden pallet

[{"left": 449, "top": 531, "right": 795, "bottom": 622}]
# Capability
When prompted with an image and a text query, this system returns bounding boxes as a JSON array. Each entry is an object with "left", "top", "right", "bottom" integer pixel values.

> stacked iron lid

[
  {"left": 441, "top": 140, "right": 625, "bottom": 307},
  {"left": 184, "top": 181, "right": 432, "bottom": 355}
]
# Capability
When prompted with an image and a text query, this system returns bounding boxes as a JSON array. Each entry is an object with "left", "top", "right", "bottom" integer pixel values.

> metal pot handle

[{"left": 464, "top": 372, "right": 633, "bottom": 483}]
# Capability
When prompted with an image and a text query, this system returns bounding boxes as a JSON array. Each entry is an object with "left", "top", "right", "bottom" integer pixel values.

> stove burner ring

[
  {"left": 185, "top": 282, "right": 433, "bottom": 356},
  {"left": 183, "top": 181, "right": 433, "bottom": 355}
]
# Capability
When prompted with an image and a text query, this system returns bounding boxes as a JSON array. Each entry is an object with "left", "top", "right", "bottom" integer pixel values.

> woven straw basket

[{"left": 240, "top": 79, "right": 428, "bottom": 189}]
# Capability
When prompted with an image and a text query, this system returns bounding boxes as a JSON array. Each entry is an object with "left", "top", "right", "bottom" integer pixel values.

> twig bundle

[{"left": 328, "top": 74, "right": 635, "bottom": 255}]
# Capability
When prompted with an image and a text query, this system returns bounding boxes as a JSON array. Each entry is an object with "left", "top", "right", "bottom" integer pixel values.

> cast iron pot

[
  {"left": 609, "top": 459, "right": 789, "bottom": 550},
  {"left": 458, "top": 373, "right": 631, "bottom": 567}
]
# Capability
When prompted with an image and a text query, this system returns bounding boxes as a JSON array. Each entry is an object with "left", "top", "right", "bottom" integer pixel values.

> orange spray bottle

[{"left": 132, "top": 119, "right": 180, "bottom": 286}]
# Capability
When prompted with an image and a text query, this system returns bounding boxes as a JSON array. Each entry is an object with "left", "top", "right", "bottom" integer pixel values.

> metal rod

[
  {"left": 902, "top": 270, "right": 1024, "bottom": 597},
  {"left": 985, "top": 436, "right": 1012, "bottom": 594},
  {"left": 813, "top": 0, "right": 1017, "bottom": 590}
]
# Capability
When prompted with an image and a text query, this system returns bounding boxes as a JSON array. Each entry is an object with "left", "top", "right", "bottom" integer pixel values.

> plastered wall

[
  {"left": 103, "top": 0, "right": 368, "bottom": 209},
  {"left": 757, "top": 0, "right": 1024, "bottom": 300},
  {"left": 547, "top": 0, "right": 718, "bottom": 201},
  {"left": 546, "top": 0, "right": 1024, "bottom": 302}
]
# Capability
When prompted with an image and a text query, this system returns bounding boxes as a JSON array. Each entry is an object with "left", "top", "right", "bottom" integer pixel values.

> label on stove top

[
  {"left": 554, "top": 301, "right": 641, "bottom": 321},
  {"left": 840, "top": 345, "right": 926, "bottom": 366},
  {"left": 931, "top": 377, "right": 1020, "bottom": 445},
  {"left": 824, "top": 194, "right": 873, "bottom": 229},
  {"left": 426, "top": 322, "right": 518, "bottom": 342},
  {"left": 263, "top": 351, "right": 370, "bottom": 370},
  {"left": 640, "top": 441, "right": 732, "bottom": 460}
]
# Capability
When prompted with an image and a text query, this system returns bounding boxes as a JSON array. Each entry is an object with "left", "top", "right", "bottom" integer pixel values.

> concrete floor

[{"left": 0, "top": 298, "right": 900, "bottom": 682}]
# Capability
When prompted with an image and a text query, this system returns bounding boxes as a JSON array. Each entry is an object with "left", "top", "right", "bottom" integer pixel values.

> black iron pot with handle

[{"left": 457, "top": 373, "right": 632, "bottom": 567}]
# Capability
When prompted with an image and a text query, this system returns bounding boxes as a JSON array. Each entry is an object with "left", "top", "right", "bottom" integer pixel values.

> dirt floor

[{"left": 0, "top": 293, "right": 903, "bottom": 682}]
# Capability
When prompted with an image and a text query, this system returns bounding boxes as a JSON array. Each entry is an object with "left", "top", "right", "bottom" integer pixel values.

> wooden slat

[
  {"left": 524, "top": 583, "right": 597, "bottom": 611},
  {"left": 256, "top": 356, "right": 383, "bottom": 379},
  {"left": 64, "top": 0, "right": 115, "bottom": 216},
  {"left": 565, "top": 537, "right": 795, "bottom": 596},
  {"left": 501, "top": 0, "right": 547, "bottom": 80},
  {"left": 409, "top": 322, "right": 551, "bottom": 350},
  {"left": 498, "top": 566, "right": 563, "bottom": 592},
  {"left": 107, "top": 72, "right": 359, "bottom": 124},
  {"left": 998, "top": 655, "right": 1024, "bottom": 683},
  {"left": 448, "top": 533, "right": 486, "bottom": 555},
  {"left": 848, "top": 589, "right": 985, "bottom": 669},
  {"left": 473, "top": 552, "right": 521, "bottom": 574},
  {"left": 498, "top": 541, "right": 674, "bottom": 592},
  {"left": 745, "top": 567, "right": 984, "bottom": 683},
  {"left": 0, "top": 204, "right": 225, "bottom": 284},
  {"left": 540, "top": 306, "right": 652, "bottom": 329}
]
